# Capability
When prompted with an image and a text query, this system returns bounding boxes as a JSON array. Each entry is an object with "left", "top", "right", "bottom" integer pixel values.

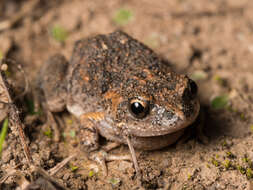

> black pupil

[{"left": 131, "top": 102, "right": 144, "bottom": 115}]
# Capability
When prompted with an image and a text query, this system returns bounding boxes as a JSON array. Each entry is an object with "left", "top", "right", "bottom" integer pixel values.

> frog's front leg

[
  {"left": 78, "top": 112, "right": 131, "bottom": 175},
  {"left": 78, "top": 113, "right": 101, "bottom": 152}
]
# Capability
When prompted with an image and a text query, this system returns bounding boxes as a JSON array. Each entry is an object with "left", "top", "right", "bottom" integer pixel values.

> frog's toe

[
  {"left": 89, "top": 150, "right": 108, "bottom": 175},
  {"left": 79, "top": 128, "right": 99, "bottom": 152},
  {"left": 89, "top": 150, "right": 132, "bottom": 176},
  {"left": 80, "top": 139, "right": 99, "bottom": 152}
]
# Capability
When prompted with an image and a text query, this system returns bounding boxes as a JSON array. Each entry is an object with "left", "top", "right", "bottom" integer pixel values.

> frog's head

[{"left": 103, "top": 71, "right": 200, "bottom": 137}]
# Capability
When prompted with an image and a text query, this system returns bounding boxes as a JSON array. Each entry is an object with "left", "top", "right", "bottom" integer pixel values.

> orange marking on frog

[
  {"left": 132, "top": 76, "right": 146, "bottom": 85},
  {"left": 80, "top": 112, "right": 105, "bottom": 122},
  {"left": 78, "top": 69, "right": 90, "bottom": 82},
  {"left": 104, "top": 91, "right": 124, "bottom": 116},
  {"left": 82, "top": 76, "right": 89, "bottom": 82},
  {"left": 143, "top": 68, "right": 154, "bottom": 80}
]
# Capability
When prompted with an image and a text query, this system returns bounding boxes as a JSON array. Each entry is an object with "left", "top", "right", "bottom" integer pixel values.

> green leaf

[
  {"left": 213, "top": 75, "right": 226, "bottom": 86},
  {"left": 190, "top": 70, "right": 207, "bottom": 81},
  {"left": 69, "top": 164, "right": 78, "bottom": 172},
  {"left": 43, "top": 128, "right": 52, "bottom": 138},
  {"left": 69, "top": 130, "right": 76, "bottom": 138},
  {"left": 0, "top": 118, "right": 8, "bottom": 157},
  {"left": 113, "top": 8, "right": 134, "bottom": 25},
  {"left": 211, "top": 95, "right": 229, "bottom": 109},
  {"left": 66, "top": 119, "right": 73, "bottom": 125},
  {"left": 88, "top": 170, "right": 95, "bottom": 177},
  {"left": 223, "top": 159, "right": 232, "bottom": 169},
  {"left": 246, "top": 168, "right": 253, "bottom": 179},
  {"left": 211, "top": 158, "right": 220, "bottom": 167},
  {"left": 26, "top": 98, "right": 35, "bottom": 114},
  {"left": 25, "top": 98, "right": 42, "bottom": 115},
  {"left": 109, "top": 178, "right": 121, "bottom": 186},
  {"left": 51, "top": 25, "right": 68, "bottom": 42},
  {"left": 250, "top": 125, "right": 253, "bottom": 132},
  {"left": 237, "top": 165, "right": 246, "bottom": 174},
  {"left": 62, "top": 132, "right": 67, "bottom": 138}
]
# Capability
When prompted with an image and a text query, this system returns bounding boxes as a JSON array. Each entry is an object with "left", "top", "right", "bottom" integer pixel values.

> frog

[{"left": 37, "top": 31, "right": 200, "bottom": 175}]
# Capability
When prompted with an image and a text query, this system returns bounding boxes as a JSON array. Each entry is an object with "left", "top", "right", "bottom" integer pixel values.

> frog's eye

[{"left": 129, "top": 99, "right": 150, "bottom": 119}]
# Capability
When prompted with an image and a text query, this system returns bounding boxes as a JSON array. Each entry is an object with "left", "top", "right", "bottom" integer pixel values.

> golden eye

[{"left": 129, "top": 99, "right": 149, "bottom": 119}]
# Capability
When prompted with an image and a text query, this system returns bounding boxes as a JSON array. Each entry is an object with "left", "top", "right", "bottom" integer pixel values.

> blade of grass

[{"left": 0, "top": 118, "right": 8, "bottom": 157}]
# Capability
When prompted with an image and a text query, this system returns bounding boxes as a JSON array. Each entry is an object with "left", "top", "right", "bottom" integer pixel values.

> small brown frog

[{"left": 37, "top": 31, "right": 200, "bottom": 174}]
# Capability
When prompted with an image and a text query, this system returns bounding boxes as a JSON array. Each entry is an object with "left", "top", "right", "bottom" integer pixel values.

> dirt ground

[{"left": 1, "top": 0, "right": 253, "bottom": 189}]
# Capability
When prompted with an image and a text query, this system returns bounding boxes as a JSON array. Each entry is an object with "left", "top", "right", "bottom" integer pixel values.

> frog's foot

[
  {"left": 79, "top": 130, "right": 132, "bottom": 176},
  {"left": 89, "top": 149, "right": 132, "bottom": 176},
  {"left": 79, "top": 130, "right": 133, "bottom": 176},
  {"left": 79, "top": 127, "right": 99, "bottom": 152},
  {"left": 103, "top": 142, "right": 121, "bottom": 151}
]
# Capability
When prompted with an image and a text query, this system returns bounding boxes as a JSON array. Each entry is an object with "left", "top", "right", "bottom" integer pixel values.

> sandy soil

[{"left": 0, "top": 0, "right": 253, "bottom": 189}]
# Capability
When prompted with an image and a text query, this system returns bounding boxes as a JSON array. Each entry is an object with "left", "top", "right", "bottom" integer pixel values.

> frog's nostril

[
  {"left": 182, "top": 79, "right": 198, "bottom": 100},
  {"left": 189, "top": 79, "right": 198, "bottom": 97}
]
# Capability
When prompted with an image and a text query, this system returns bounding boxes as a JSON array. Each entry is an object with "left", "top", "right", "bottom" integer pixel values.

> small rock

[
  {"left": 117, "top": 160, "right": 133, "bottom": 172},
  {"left": 1, "top": 150, "right": 12, "bottom": 163},
  {"left": 62, "top": 173, "right": 71, "bottom": 180}
]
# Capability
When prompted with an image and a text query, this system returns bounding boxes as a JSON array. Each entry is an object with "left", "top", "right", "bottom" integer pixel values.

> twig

[
  {"left": 49, "top": 153, "right": 77, "bottom": 176},
  {"left": 0, "top": 169, "right": 17, "bottom": 184},
  {"left": 30, "top": 165, "right": 69, "bottom": 190},
  {"left": 125, "top": 135, "right": 141, "bottom": 178},
  {"left": 0, "top": 164, "right": 22, "bottom": 183},
  {"left": 105, "top": 154, "right": 132, "bottom": 161},
  {"left": 0, "top": 62, "right": 33, "bottom": 164},
  {"left": 8, "top": 105, "right": 33, "bottom": 164},
  {"left": 103, "top": 142, "right": 121, "bottom": 152}
]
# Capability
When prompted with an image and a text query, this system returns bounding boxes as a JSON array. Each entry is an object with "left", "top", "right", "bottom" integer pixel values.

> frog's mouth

[{"left": 122, "top": 100, "right": 200, "bottom": 137}]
